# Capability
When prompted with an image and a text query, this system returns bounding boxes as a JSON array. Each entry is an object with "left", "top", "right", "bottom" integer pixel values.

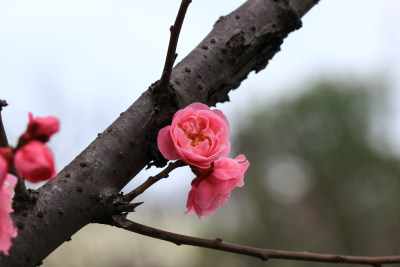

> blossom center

[{"left": 186, "top": 131, "right": 209, "bottom": 147}]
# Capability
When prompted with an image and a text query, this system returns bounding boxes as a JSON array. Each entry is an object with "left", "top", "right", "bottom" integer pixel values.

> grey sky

[{"left": 0, "top": 0, "right": 399, "bottom": 197}]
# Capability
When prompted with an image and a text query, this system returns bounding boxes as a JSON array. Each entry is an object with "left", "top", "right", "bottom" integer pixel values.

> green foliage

[{"left": 196, "top": 80, "right": 400, "bottom": 267}]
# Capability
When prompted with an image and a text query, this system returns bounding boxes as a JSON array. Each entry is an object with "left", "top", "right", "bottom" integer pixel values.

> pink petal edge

[{"left": 157, "top": 126, "right": 179, "bottom": 160}]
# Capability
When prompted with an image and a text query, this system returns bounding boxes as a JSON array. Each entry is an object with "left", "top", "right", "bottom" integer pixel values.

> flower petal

[
  {"left": 0, "top": 174, "right": 17, "bottom": 256},
  {"left": 157, "top": 126, "right": 179, "bottom": 160}
]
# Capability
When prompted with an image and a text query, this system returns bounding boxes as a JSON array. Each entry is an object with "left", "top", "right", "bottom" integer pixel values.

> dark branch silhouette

[
  {"left": 0, "top": 100, "right": 29, "bottom": 201},
  {"left": 158, "top": 0, "right": 192, "bottom": 92},
  {"left": 114, "top": 219, "right": 400, "bottom": 266},
  {"left": 0, "top": 99, "right": 9, "bottom": 147}
]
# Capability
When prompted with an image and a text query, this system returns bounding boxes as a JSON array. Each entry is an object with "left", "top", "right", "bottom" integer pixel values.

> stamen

[{"left": 187, "top": 131, "right": 209, "bottom": 147}]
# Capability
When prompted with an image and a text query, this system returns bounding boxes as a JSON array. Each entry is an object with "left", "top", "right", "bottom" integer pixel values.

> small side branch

[
  {"left": 0, "top": 99, "right": 30, "bottom": 201},
  {"left": 123, "top": 160, "right": 186, "bottom": 203},
  {"left": 0, "top": 99, "right": 9, "bottom": 147},
  {"left": 114, "top": 219, "right": 400, "bottom": 266},
  {"left": 158, "top": 0, "right": 192, "bottom": 91}
]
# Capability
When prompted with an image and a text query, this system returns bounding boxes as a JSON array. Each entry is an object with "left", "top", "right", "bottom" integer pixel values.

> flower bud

[
  {"left": 23, "top": 113, "right": 60, "bottom": 143},
  {"left": 14, "top": 141, "right": 56, "bottom": 183}
]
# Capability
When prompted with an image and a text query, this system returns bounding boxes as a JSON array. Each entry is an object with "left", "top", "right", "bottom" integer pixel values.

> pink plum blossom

[
  {"left": 186, "top": 154, "right": 249, "bottom": 218},
  {"left": 0, "top": 174, "right": 17, "bottom": 257},
  {"left": 0, "top": 148, "right": 12, "bottom": 186},
  {"left": 157, "top": 103, "right": 230, "bottom": 168},
  {"left": 21, "top": 113, "right": 60, "bottom": 143},
  {"left": 14, "top": 141, "right": 56, "bottom": 183},
  {"left": 0, "top": 155, "right": 7, "bottom": 186}
]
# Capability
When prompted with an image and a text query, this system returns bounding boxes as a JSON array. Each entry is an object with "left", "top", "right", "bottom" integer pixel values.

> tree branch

[
  {"left": 158, "top": 0, "right": 192, "bottom": 92},
  {"left": 123, "top": 160, "right": 186, "bottom": 203},
  {"left": 2, "top": 0, "right": 318, "bottom": 266},
  {"left": 0, "top": 99, "right": 9, "bottom": 147},
  {"left": 0, "top": 100, "right": 29, "bottom": 200},
  {"left": 11, "top": 168, "right": 29, "bottom": 202},
  {"left": 114, "top": 219, "right": 400, "bottom": 266}
]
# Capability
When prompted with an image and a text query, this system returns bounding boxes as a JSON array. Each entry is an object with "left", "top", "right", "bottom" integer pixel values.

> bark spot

[{"left": 17, "top": 221, "right": 24, "bottom": 229}]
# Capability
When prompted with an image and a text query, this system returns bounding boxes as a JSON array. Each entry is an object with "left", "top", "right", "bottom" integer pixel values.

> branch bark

[
  {"left": 0, "top": 99, "right": 9, "bottom": 147},
  {"left": 2, "top": 0, "right": 319, "bottom": 266},
  {"left": 113, "top": 219, "right": 400, "bottom": 265}
]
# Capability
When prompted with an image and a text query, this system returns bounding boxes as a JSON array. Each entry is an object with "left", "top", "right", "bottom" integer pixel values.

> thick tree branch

[
  {"left": 114, "top": 219, "right": 400, "bottom": 266},
  {"left": 11, "top": 168, "right": 29, "bottom": 202},
  {"left": 2, "top": 0, "right": 318, "bottom": 266},
  {"left": 288, "top": 0, "right": 319, "bottom": 17}
]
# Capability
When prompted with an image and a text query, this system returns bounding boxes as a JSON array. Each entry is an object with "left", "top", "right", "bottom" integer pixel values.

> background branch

[{"left": 115, "top": 219, "right": 400, "bottom": 266}]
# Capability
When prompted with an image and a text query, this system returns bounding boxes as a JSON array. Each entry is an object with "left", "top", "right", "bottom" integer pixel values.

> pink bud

[
  {"left": 0, "top": 174, "right": 17, "bottom": 257},
  {"left": 14, "top": 141, "right": 56, "bottom": 183},
  {"left": 24, "top": 113, "right": 60, "bottom": 142}
]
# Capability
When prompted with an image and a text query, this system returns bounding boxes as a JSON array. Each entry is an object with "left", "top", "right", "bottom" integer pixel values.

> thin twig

[
  {"left": 114, "top": 219, "right": 400, "bottom": 266},
  {"left": 0, "top": 99, "right": 9, "bottom": 147},
  {"left": 0, "top": 100, "right": 29, "bottom": 198},
  {"left": 123, "top": 160, "right": 186, "bottom": 203},
  {"left": 158, "top": 0, "right": 192, "bottom": 91}
]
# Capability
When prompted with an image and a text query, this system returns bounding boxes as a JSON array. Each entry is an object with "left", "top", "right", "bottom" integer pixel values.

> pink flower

[
  {"left": 158, "top": 103, "right": 230, "bottom": 168},
  {"left": 0, "top": 155, "right": 7, "bottom": 186},
  {"left": 0, "top": 174, "right": 17, "bottom": 257},
  {"left": 186, "top": 154, "right": 249, "bottom": 218},
  {"left": 22, "top": 113, "right": 60, "bottom": 143},
  {"left": 14, "top": 141, "right": 56, "bottom": 183}
]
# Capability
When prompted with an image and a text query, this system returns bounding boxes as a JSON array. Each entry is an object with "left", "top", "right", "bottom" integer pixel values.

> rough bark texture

[{"left": 2, "top": 0, "right": 319, "bottom": 266}]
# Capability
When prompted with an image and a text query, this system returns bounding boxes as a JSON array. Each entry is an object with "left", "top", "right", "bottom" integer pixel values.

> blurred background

[{"left": 1, "top": 0, "right": 400, "bottom": 266}]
